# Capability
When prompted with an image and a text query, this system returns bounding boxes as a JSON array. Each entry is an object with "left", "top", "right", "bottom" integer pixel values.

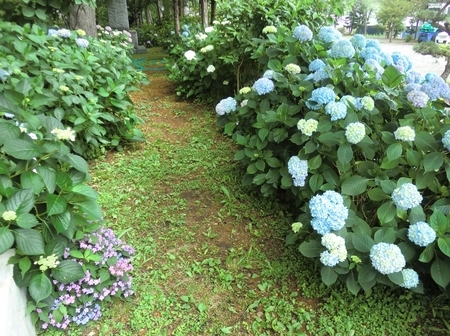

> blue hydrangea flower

[
  {"left": 407, "top": 90, "right": 429, "bottom": 108},
  {"left": 400, "top": 269, "right": 419, "bottom": 289},
  {"left": 317, "top": 26, "right": 342, "bottom": 43},
  {"left": 0, "top": 69, "right": 10, "bottom": 82},
  {"left": 407, "top": 221, "right": 436, "bottom": 247},
  {"left": 359, "top": 47, "right": 380, "bottom": 61},
  {"left": 421, "top": 73, "right": 450, "bottom": 101},
  {"left": 215, "top": 97, "right": 237, "bottom": 115},
  {"left": 181, "top": 31, "right": 189, "bottom": 37},
  {"left": 253, "top": 78, "right": 275, "bottom": 95},
  {"left": 345, "top": 122, "right": 365, "bottom": 144},
  {"left": 442, "top": 130, "right": 450, "bottom": 150},
  {"left": 328, "top": 40, "right": 355, "bottom": 59},
  {"left": 309, "top": 59, "right": 326, "bottom": 72},
  {"left": 306, "top": 69, "right": 330, "bottom": 82},
  {"left": 309, "top": 191, "right": 348, "bottom": 235},
  {"left": 379, "top": 52, "right": 393, "bottom": 66},
  {"left": 350, "top": 34, "right": 366, "bottom": 49},
  {"left": 293, "top": 25, "right": 313, "bottom": 42},
  {"left": 325, "top": 101, "right": 347, "bottom": 121},
  {"left": 370, "top": 243, "right": 405, "bottom": 274},
  {"left": 75, "top": 38, "right": 89, "bottom": 48},
  {"left": 364, "top": 59, "right": 384, "bottom": 74},
  {"left": 48, "top": 28, "right": 58, "bottom": 37},
  {"left": 404, "top": 83, "right": 422, "bottom": 92},
  {"left": 392, "top": 183, "right": 422, "bottom": 210},
  {"left": 406, "top": 70, "right": 424, "bottom": 84},
  {"left": 320, "top": 250, "right": 340, "bottom": 267},
  {"left": 287, "top": 156, "right": 308, "bottom": 187},
  {"left": 306, "top": 87, "right": 336, "bottom": 110},
  {"left": 57, "top": 28, "right": 71, "bottom": 38},
  {"left": 365, "top": 39, "right": 382, "bottom": 52},
  {"left": 392, "top": 52, "right": 412, "bottom": 71}
]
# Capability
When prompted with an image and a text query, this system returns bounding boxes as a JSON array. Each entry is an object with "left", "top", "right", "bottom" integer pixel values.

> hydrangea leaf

[
  {"left": 14, "top": 228, "right": 45, "bottom": 255},
  {"left": 430, "top": 258, "right": 450, "bottom": 288},
  {"left": 321, "top": 266, "right": 338, "bottom": 286},
  {"left": 0, "top": 227, "right": 14, "bottom": 255},
  {"left": 51, "top": 260, "right": 85, "bottom": 283},
  {"left": 28, "top": 273, "right": 52, "bottom": 302}
]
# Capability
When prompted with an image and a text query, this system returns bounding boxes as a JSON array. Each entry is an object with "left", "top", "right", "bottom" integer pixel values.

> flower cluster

[
  {"left": 319, "top": 233, "right": 347, "bottom": 267},
  {"left": 370, "top": 243, "right": 405, "bottom": 274},
  {"left": 442, "top": 130, "right": 450, "bottom": 150},
  {"left": 2, "top": 210, "right": 17, "bottom": 221},
  {"left": 345, "top": 122, "right": 365, "bottom": 144},
  {"left": 195, "top": 32, "right": 207, "bottom": 40},
  {"left": 391, "top": 183, "right": 422, "bottom": 210},
  {"left": 309, "top": 59, "right": 326, "bottom": 72},
  {"left": 287, "top": 156, "right": 308, "bottom": 187},
  {"left": 394, "top": 126, "right": 415, "bottom": 142},
  {"left": 34, "top": 254, "right": 60, "bottom": 271},
  {"left": 350, "top": 34, "right": 366, "bottom": 49},
  {"left": 407, "top": 221, "right": 436, "bottom": 247},
  {"left": 75, "top": 38, "right": 89, "bottom": 48},
  {"left": 406, "top": 72, "right": 450, "bottom": 101},
  {"left": 200, "top": 45, "right": 214, "bottom": 53},
  {"left": 72, "top": 302, "right": 102, "bottom": 325},
  {"left": 262, "top": 26, "right": 277, "bottom": 34},
  {"left": 297, "top": 118, "right": 318, "bottom": 136},
  {"left": 306, "top": 87, "right": 335, "bottom": 110},
  {"left": 325, "top": 101, "right": 347, "bottom": 121},
  {"left": 328, "top": 40, "right": 355, "bottom": 59},
  {"left": 400, "top": 269, "right": 419, "bottom": 289},
  {"left": 291, "top": 222, "right": 303, "bottom": 233},
  {"left": 184, "top": 50, "right": 196, "bottom": 60},
  {"left": 317, "top": 26, "right": 342, "bottom": 43},
  {"left": 206, "top": 65, "right": 215, "bottom": 73},
  {"left": 0, "top": 69, "right": 9, "bottom": 81},
  {"left": 51, "top": 127, "right": 76, "bottom": 141},
  {"left": 239, "top": 87, "right": 252, "bottom": 94},
  {"left": 252, "top": 78, "right": 275, "bottom": 95},
  {"left": 359, "top": 96, "right": 374, "bottom": 111},
  {"left": 285, "top": 63, "right": 301, "bottom": 75},
  {"left": 215, "top": 97, "right": 237, "bottom": 115},
  {"left": 293, "top": 25, "right": 313, "bottom": 42},
  {"left": 407, "top": 90, "right": 429, "bottom": 108},
  {"left": 309, "top": 191, "right": 348, "bottom": 235}
]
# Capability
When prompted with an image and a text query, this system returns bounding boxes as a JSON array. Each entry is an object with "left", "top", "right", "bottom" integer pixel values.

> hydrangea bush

[
  {"left": 0, "top": 21, "right": 148, "bottom": 160},
  {"left": 217, "top": 25, "right": 450, "bottom": 294},
  {"left": 166, "top": 0, "right": 344, "bottom": 101}
]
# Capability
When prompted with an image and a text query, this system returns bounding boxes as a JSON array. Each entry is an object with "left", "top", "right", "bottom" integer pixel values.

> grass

[{"left": 42, "top": 51, "right": 450, "bottom": 336}]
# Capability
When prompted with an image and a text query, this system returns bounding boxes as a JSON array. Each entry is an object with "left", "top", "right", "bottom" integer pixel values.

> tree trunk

[
  {"left": 156, "top": 0, "right": 164, "bottom": 23},
  {"left": 179, "top": 0, "right": 184, "bottom": 17},
  {"left": 210, "top": 0, "right": 216, "bottom": 25},
  {"left": 199, "top": 0, "right": 208, "bottom": 28},
  {"left": 442, "top": 57, "right": 450, "bottom": 81},
  {"left": 145, "top": 7, "right": 152, "bottom": 24},
  {"left": 173, "top": 0, "right": 180, "bottom": 34},
  {"left": 68, "top": 4, "right": 97, "bottom": 37}
]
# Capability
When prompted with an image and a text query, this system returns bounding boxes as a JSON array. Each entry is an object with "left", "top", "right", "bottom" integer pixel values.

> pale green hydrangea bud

[
  {"left": 262, "top": 26, "right": 277, "bottom": 34},
  {"left": 34, "top": 254, "right": 60, "bottom": 272},
  {"left": 2, "top": 210, "right": 17, "bottom": 221},
  {"left": 285, "top": 63, "right": 301, "bottom": 75},
  {"left": 239, "top": 87, "right": 252, "bottom": 94},
  {"left": 291, "top": 222, "right": 303, "bottom": 233},
  {"left": 51, "top": 127, "right": 76, "bottom": 141}
]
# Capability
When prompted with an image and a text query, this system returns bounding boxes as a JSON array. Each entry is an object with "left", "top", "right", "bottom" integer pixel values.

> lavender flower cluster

[{"left": 38, "top": 227, "right": 135, "bottom": 330}]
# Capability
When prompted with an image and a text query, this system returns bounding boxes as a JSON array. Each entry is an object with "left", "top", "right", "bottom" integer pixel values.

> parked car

[{"left": 435, "top": 32, "right": 450, "bottom": 44}]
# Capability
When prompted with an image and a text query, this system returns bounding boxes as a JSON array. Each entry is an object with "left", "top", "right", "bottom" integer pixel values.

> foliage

[
  {"left": 135, "top": 18, "right": 179, "bottom": 49},
  {"left": 217, "top": 25, "right": 450, "bottom": 294},
  {"left": 0, "top": 22, "right": 148, "bottom": 160},
  {"left": 377, "top": 0, "right": 418, "bottom": 40},
  {"left": 165, "top": 0, "right": 344, "bottom": 102},
  {"left": 345, "top": 0, "right": 377, "bottom": 35}
]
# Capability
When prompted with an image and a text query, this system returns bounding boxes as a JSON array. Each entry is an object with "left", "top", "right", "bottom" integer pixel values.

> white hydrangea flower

[
  {"left": 207, "top": 65, "right": 215, "bottom": 73},
  {"left": 184, "top": 50, "right": 196, "bottom": 61},
  {"left": 51, "top": 127, "right": 76, "bottom": 141}
]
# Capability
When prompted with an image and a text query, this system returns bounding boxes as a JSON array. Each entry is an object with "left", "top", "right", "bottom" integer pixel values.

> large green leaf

[
  {"left": 415, "top": 131, "right": 437, "bottom": 152},
  {"left": 337, "top": 143, "right": 353, "bottom": 165},
  {"left": 437, "top": 237, "right": 450, "bottom": 257},
  {"left": 341, "top": 175, "right": 369, "bottom": 196},
  {"left": 51, "top": 211, "right": 72, "bottom": 233},
  {"left": 368, "top": 188, "right": 389, "bottom": 201},
  {"left": 373, "top": 227, "right": 396, "bottom": 244},
  {"left": 321, "top": 266, "right": 338, "bottom": 286},
  {"left": 346, "top": 271, "right": 361, "bottom": 295},
  {"left": 0, "top": 227, "right": 14, "bottom": 254},
  {"left": 309, "top": 174, "right": 323, "bottom": 193},
  {"left": 36, "top": 166, "right": 56, "bottom": 194},
  {"left": 63, "top": 154, "right": 89, "bottom": 174},
  {"left": 47, "top": 194, "right": 68, "bottom": 216},
  {"left": 387, "top": 271, "right": 404, "bottom": 285},
  {"left": 352, "top": 233, "right": 374, "bottom": 253},
  {"left": 358, "top": 264, "right": 377, "bottom": 283},
  {"left": 419, "top": 242, "right": 435, "bottom": 263},
  {"left": 0, "top": 94, "right": 20, "bottom": 114},
  {"left": 0, "top": 121, "right": 20, "bottom": 142},
  {"left": 16, "top": 213, "right": 39, "bottom": 229},
  {"left": 51, "top": 260, "right": 85, "bottom": 283},
  {"left": 381, "top": 65, "right": 403, "bottom": 88},
  {"left": 430, "top": 258, "right": 450, "bottom": 288},
  {"left": 423, "top": 152, "right": 444, "bottom": 172},
  {"left": 20, "top": 171, "right": 45, "bottom": 195},
  {"left": 2, "top": 139, "right": 40, "bottom": 160},
  {"left": 45, "top": 236, "right": 68, "bottom": 257},
  {"left": 14, "top": 229, "right": 45, "bottom": 255},
  {"left": 28, "top": 273, "right": 52, "bottom": 302},
  {"left": 377, "top": 201, "right": 396, "bottom": 224},
  {"left": 386, "top": 143, "right": 402, "bottom": 162},
  {"left": 6, "top": 189, "right": 34, "bottom": 214},
  {"left": 299, "top": 240, "right": 322, "bottom": 258}
]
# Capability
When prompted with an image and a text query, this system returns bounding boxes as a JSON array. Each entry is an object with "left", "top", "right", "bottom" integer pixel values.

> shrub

[
  {"left": 166, "top": 0, "right": 344, "bottom": 102},
  {"left": 0, "top": 22, "right": 148, "bottom": 160},
  {"left": 217, "top": 27, "right": 450, "bottom": 294}
]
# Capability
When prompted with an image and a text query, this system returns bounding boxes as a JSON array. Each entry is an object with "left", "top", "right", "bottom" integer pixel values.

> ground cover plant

[
  {"left": 217, "top": 23, "right": 450, "bottom": 295},
  {"left": 42, "top": 55, "right": 450, "bottom": 335}
]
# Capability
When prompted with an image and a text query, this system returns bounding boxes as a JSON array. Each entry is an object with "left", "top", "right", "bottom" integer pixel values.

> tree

[
  {"left": 173, "top": 0, "right": 180, "bottom": 34},
  {"left": 377, "top": 0, "right": 417, "bottom": 41},
  {"left": 346, "top": 0, "right": 377, "bottom": 35},
  {"left": 68, "top": 4, "right": 97, "bottom": 37},
  {"left": 199, "top": 0, "right": 208, "bottom": 28}
]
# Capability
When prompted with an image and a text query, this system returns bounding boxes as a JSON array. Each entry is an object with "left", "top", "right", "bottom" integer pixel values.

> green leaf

[
  {"left": 51, "top": 260, "right": 85, "bottom": 283},
  {"left": 309, "top": 174, "right": 323, "bottom": 193},
  {"left": 258, "top": 128, "right": 269, "bottom": 141},
  {"left": 430, "top": 258, "right": 450, "bottom": 288},
  {"left": 321, "top": 266, "right": 338, "bottom": 286},
  {"left": 299, "top": 240, "right": 322, "bottom": 258},
  {"left": 322, "top": 169, "right": 339, "bottom": 186},
  {"left": 419, "top": 242, "right": 435, "bottom": 263},
  {"left": 51, "top": 211, "right": 72, "bottom": 233},
  {"left": 75, "top": 200, "right": 103, "bottom": 220},
  {"left": 2, "top": 139, "right": 40, "bottom": 160},
  {"left": 308, "top": 155, "right": 322, "bottom": 170},
  {"left": 0, "top": 227, "right": 14, "bottom": 254},
  {"left": 19, "top": 257, "right": 31, "bottom": 278},
  {"left": 406, "top": 149, "right": 421, "bottom": 167},
  {"left": 368, "top": 188, "right": 388, "bottom": 201},
  {"left": 346, "top": 271, "right": 360, "bottom": 295},
  {"left": 415, "top": 131, "right": 437, "bottom": 152},
  {"left": 424, "top": 152, "right": 444, "bottom": 172},
  {"left": 381, "top": 65, "right": 403, "bottom": 88},
  {"left": 430, "top": 210, "right": 447, "bottom": 234},
  {"left": 377, "top": 201, "right": 396, "bottom": 225},
  {"left": 21, "top": 6, "right": 35, "bottom": 17},
  {"left": 352, "top": 233, "right": 374, "bottom": 253},
  {"left": 16, "top": 213, "right": 38, "bottom": 229},
  {"left": 379, "top": 179, "right": 396, "bottom": 194},
  {"left": 0, "top": 94, "right": 20, "bottom": 114},
  {"left": 358, "top": 264, "right": 377, "bottom": 283},
  {"left": 63, "top": 154, "right": 89, "bottom": 174},
  {"left": 386, "top": 143, "right": 402, "bottom": 162},
  {"left": 437, "top": 237, "right": 450, "bottom": 257},
  {"left": 47, "top": 194, "right": 68, "bottom": 216},
  {"left": 341, "top": 175, "right": 369, "bottom": 196},
  {"left": 20, "top": 171, "right": 45, "bottom": 195},
  {"left": 36, "top": 166, "right": 56, "bottom": 194},
  {"left": 45, "top": 237, "right": 68, "bottom": 257},
  {"left": 373, "top": 227, "right": 396, "bottom": 244},
  {"left": 6, "top": 189, "right": 34, "bottom": 214},
  {"left": 387, "top": 271, "right": 404, "bottom": 285},
  {"left": 337, "top": 143, "right": 353, "bottom": 165},
  {"left": 14, "top": 229, "right": 45, "bottom": 255},
  {"left": 28, "top": 273, "right": 52, "bottom": 302}
]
